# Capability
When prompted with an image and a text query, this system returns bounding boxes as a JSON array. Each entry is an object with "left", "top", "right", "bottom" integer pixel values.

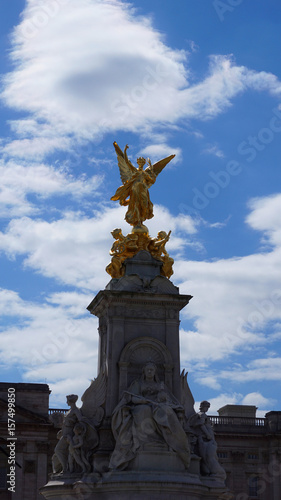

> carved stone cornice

[{"left": 87, "top": 290, "right": 192, "bottom": 317}]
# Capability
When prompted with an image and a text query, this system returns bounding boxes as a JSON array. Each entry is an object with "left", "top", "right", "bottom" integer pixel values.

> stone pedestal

[
  {"left": 40, "top": 252, "right": 231, "bottom": 500},
  {"left": 40, "top": 471, "right": 229, "bottom": 500},
  {"left": 87, "top": 287, "right": 191, "bottom": 415}
]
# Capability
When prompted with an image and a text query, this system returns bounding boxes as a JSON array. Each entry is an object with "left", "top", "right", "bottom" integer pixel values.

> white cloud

[
  {"left": 1, "top": 2, "right": 281, "bottom": 158},
  {"left": 186, "top": 40, "right": 199, "bottom": 53},
  {"left": 246, "top": 193, "right": 281, "bottom": 247},
  {"left": 2, "top": 0, "right": 188, "bottom": 146},
  {"left": 220, "top": 357, "right": 281, "bottom": 383},
  {"left": 48, "top": 376, "right": 96, "bottom": 408},
  {"left": 202, "top": 144, "right": 225, "bottom": 159},
  {"left": 195, "top": 391, "right": 274, "bottom": 416},
  {"left": 177, "top": 193, "right": 281, "bottom": 365},
  {"left": 46, "top": 291, "right": 93, "bottom": 315},
  {"left": 242, "top": 392, "right": 276, "bottom": 408},
  {"left": 0, "top": 160, "right": 102, "bottom": 217},
  {"left": 180, "top": 55, "right": 281, "bottom": 121},
  {"left": 0, "top": 213, "right": 110, "bottom": 290},
  {"left": 0, "top": 288, "right": 99, "bottom": 404},
  {"left": 197, "top": 375, "right": 222, "bottom": 391},
  {"left": 194, "top": 393, "right": 242, "bottom": 414},
  {"left": 140, "top": 144, "right": 182, "bottom": 164},
  {"left": 0, "top": 204, "right": 198, "bottom": 290},
  {"left": 3, "top": 137, "right": 71, "bottom": 160}
]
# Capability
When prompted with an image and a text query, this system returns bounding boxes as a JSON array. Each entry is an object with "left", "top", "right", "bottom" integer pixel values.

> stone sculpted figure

[
  {"left": 109, "top": 362, "right": 190, "bottom": 471},
  {"left": 51, "top": 372, "right": 107, "bottom": 474},
  {"left": 52, "top": 394, "right": 82, "bottom": 474},
  {"left": 111, "top": 142, "right": 175, "bottom": 230},
  {"left": 67, "top": 422, "right": 91, "bottom": 473},
  {"left": 189, "top": 400, "right": 226, "bottom": 481},
  {"left": 180, "top": 369, "right": 196, "bottom": 422}
]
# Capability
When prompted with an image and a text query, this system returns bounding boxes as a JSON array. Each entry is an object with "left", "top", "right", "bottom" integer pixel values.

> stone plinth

[
  {"left": 266, "top": 411, "right": 281, "bottom": 432},
  {"left": 218, "top": 405, "right": 257, "bottom": 418},
  {"left": 128, "top": 450, "right": 186, "bottom": 472},
  {"left": 40, "top": 471, "right": 229, "bottom": 500},
  {"left": 124, "top": 250, "right": 163, "bottom": 279}
]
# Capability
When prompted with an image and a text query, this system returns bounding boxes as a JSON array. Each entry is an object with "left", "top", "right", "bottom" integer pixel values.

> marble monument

[{"left": 40, "top": 143, "right": 231, "bottom": 500}]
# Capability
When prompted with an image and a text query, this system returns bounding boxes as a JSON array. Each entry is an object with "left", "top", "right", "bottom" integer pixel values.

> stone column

[{"left": 87, "top": 289, "right": 191, "bottom": 415}]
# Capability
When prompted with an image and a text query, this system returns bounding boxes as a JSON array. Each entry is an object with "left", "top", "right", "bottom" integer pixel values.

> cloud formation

[
  {"left": 0, "top": 204, "right": 197, "bottom": 290},
  {"left": 175, "top": 194, "right": 281, "bottom": 407},
  {"left": 0, "top": 287, "right": 98, "bottom": 403},
  {"left": 0, "top": 160, "right": 102, "bottom": 217},
  {"left": 1, "top": 0, "right": 281, "bottom": 158}
]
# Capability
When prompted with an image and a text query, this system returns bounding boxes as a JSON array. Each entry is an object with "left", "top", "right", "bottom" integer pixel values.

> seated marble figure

[{"left": 109, "top": 362, "right": 190, "bottom": 470}]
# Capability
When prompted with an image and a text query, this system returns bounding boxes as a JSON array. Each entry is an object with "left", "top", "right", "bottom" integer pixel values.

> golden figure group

[
  {"left": 107, "top": 142, "right": 175, "bottom": 279},
  {"left": 106, "top": 228, "right": 174, "bottom": 279}
]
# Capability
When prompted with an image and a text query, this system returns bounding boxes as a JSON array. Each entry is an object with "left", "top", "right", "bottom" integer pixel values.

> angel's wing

[
  {"left": 81, "top": 371, "right": 107, "bottom": 420},
  {"left": 113, "top": 142, "right": 136, "bottom": 184},
  {"left": 180, "top": 369, "right": 195, "bottom": 418},
  {"left": 146, "top": 154, "right": 175, "bottom": 177},
  {"left": 49, "top": 411, "right": 64, "bottom": 428}
]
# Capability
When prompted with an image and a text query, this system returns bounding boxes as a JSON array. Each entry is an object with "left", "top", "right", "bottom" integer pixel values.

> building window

[
  {"left": 0, "top": 467, "right": 7, "bottom": 489},
  {"left": 248, "top": 476, "right": 258, "bottom": 497},
  {"left": 248, "top": 453, "right": 258, "bottom": 460},
  {"left": 217, "top": 451, "right": 228, "bottom": 459}
]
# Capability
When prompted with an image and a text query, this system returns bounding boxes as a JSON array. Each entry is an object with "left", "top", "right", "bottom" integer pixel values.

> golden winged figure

[{"left": 111, "top": 142, "right": 175, "bottom": 230}]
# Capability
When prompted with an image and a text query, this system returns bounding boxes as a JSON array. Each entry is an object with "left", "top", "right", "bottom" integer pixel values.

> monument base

[
  {"left": 128, "top": 450, "right": 186, "bottom": 472},
  {"left": 40, "top": 471, "right": 230, "bottom": 500}
]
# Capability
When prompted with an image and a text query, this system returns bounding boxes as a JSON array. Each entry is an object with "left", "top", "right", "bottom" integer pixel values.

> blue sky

[{"left": 0, "top": 0, "right": 281, "bottom": 414}]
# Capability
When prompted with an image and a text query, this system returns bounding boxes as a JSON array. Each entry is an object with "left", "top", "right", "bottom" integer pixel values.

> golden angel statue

[{"left": 111, "top": 142, "right": 175, "bottom": 230}]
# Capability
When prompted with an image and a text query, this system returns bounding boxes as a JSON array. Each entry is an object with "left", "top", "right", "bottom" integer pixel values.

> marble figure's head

[
  {"left": 199, "top": 400, "right": 210, "bottom": 413},
  {"left": 142, "top": 361, "right": 159, "bottom": 382},
  {"left": 66, "top": 394, "right": 78, "bottom": 405}
]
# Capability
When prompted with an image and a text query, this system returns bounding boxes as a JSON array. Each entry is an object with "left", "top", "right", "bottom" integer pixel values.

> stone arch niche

[{"left": 118, "top": 336, "right": 174, "bottom": 397}]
